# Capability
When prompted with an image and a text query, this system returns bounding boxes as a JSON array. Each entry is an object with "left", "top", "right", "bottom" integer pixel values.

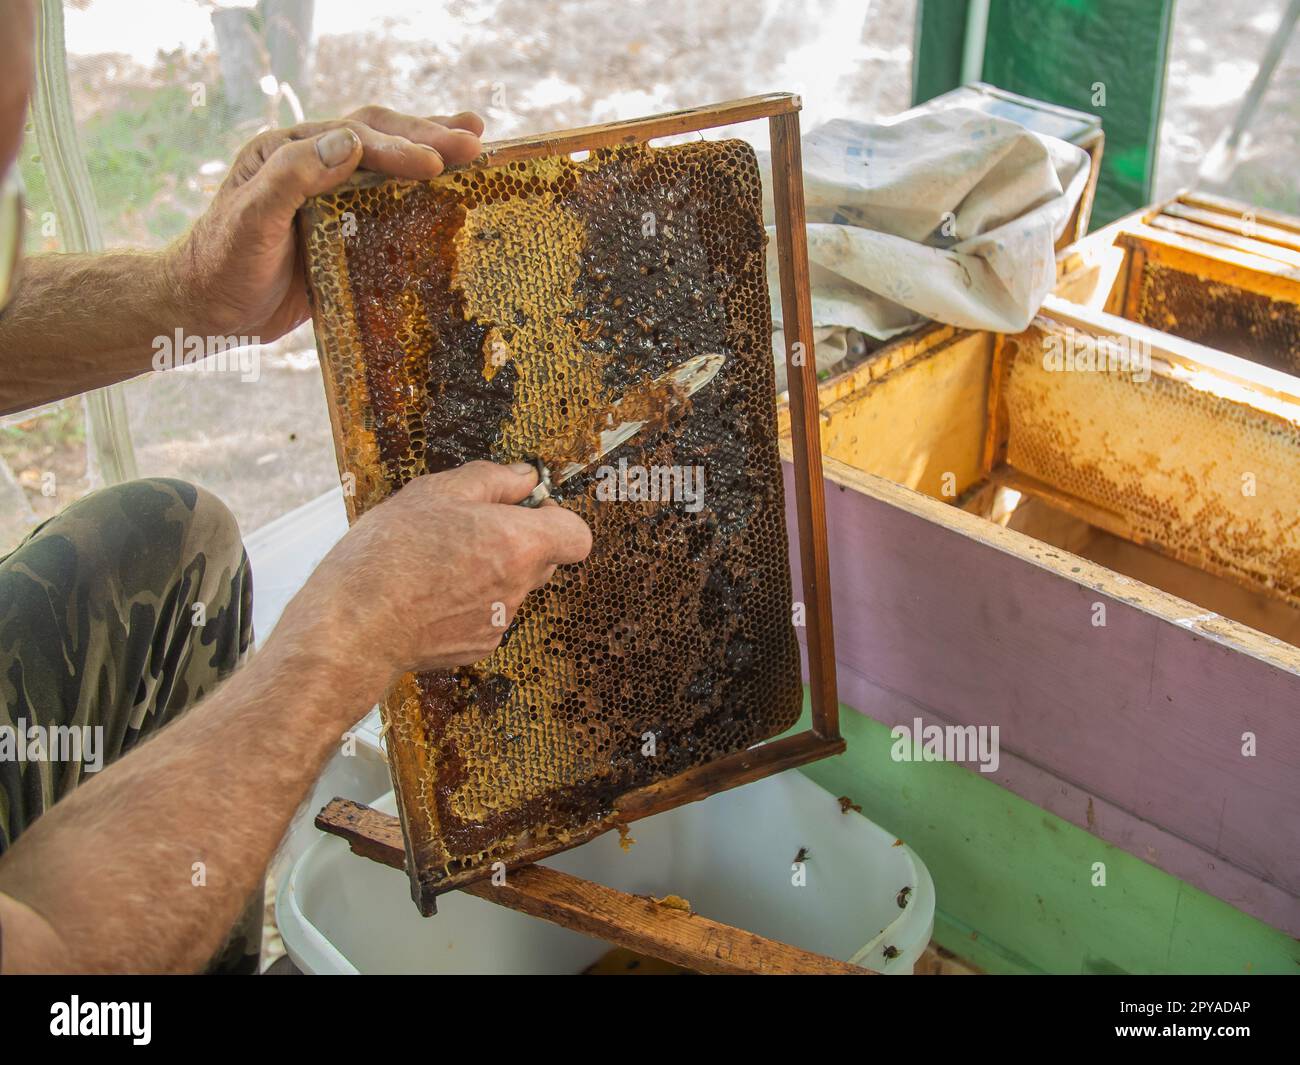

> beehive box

[
  {"left": 297, "top": 106, "right": 828, "bottom": 911},
  {"left": 1057, "top": 191, "right": 1300, "bottom": 375},
  {"left": 778, "top": 191, "right": 1300, "bottom": 935}
]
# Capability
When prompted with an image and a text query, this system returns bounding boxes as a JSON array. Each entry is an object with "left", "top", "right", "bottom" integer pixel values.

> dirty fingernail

[
  {"left": 508, "top": 462, "right": 536, "bottom": 475},
  {"left": 317, "top": 127, "right": 360, "bottom": 167}
]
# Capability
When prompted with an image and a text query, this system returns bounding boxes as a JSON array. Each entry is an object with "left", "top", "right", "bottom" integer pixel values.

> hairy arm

[
  {"left": 0, "top": 103, "right": 501, "bottom": 971},
  {"left": 0, "top": 463, "right": 592, "bottom": 973},
  {"left": 0, "top": 614, "right": 377, "bottom": 973},
  {"left": 0, "top": 251, "right": 186, "bottom": 415},
  {"left": 0, "top": 104, "right": 485, "bottom": 417}
]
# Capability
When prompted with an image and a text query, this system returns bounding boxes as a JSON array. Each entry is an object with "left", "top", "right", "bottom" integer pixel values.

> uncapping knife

[{"left": 519, "top": 351, "right": 725, "bottom": 507}]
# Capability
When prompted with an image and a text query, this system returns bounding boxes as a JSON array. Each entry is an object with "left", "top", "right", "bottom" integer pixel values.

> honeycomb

[
  {"left": 1134, "top": 261, "right": 1300, "bottom": 375},
  {"left": 299, "top": 140, "right": 802, "bottom": 899},
  {"left": 1002, "top": 323, "right": 1300, "bottom": 605}
]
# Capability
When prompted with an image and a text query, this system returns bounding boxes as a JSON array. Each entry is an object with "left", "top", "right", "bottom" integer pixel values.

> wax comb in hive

[{"left": 299, "top": 97, "right": 840, "bottom": 912}]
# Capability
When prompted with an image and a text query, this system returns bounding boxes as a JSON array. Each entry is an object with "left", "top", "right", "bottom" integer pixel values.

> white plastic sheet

[{"left": 761, "top": 108, "right": 1091, "bottom": 385}]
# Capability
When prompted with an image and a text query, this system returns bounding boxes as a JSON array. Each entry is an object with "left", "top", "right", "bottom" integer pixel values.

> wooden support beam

[{"left": 316, "top": 797, "right": 872, "bottom": 976}]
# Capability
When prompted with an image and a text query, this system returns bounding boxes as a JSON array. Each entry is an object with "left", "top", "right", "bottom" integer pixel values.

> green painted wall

[
  {"left": 913, "top": 0, "right": 1175, "bottom": 225},
  {"left": 911, "top": 0, "right": 970, "bottom": 106},
  {"left": 790, "top": 700, "right": 1299, "bottom": 974}
]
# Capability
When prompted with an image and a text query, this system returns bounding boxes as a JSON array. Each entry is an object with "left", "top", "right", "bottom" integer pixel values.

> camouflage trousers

[{"left": 0, "top": 478, "right": 260, "bottom": 973}]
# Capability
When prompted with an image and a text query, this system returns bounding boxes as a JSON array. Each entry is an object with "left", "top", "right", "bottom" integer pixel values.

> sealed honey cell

[{"left": 299, "top": 140, "right": 803, "bottom": 904}]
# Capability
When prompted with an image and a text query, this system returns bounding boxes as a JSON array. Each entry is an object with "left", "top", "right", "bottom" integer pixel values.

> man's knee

[
  {"left": 86, "top": 478, "right": 244, "bottom": 591},
  {"left": 0, "top": 477, "right": 253, "bottom": 723},
  {"left": 3, "top": 478, "right": 244, "bottom": 595},
  {"left": 158, "top": 479, "right": 248, "bottom": 606},
  {"left": 0, "top": 480, "right": 253, "bottom": 842},
  {"left": 107, "top": 478, "right": 253, "bottom": 679}
]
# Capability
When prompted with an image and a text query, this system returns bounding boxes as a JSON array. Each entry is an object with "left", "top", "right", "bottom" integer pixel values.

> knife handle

[{"left": 518, "top": 458, "right": 553, "bottom": 508}]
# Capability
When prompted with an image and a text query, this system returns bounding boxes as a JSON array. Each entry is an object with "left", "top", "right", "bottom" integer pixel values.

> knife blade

[{"left": 519, "top": 351, "right": 725, "bottom": 507}]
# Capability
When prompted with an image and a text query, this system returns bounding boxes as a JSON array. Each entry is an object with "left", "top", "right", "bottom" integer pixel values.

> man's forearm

[
  {"left": 0, "top": 597, "right": 386, "bottom": 974},
  {"left": 0, "top": 249, "right": 190, "bottom": 415}
]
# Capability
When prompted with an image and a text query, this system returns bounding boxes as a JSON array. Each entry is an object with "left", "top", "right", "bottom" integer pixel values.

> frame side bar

[{"left": 769, "top": 110, "right": 840, "bottom": 740}]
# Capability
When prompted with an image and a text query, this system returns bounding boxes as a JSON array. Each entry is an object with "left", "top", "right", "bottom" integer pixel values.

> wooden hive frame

[{"left": 313, "top": 94, "right": 856, "bottom": 972}]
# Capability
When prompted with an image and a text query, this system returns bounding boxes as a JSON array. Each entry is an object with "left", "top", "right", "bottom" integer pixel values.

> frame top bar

[
  {"left": 336, "top": 92, "right": 802, "bottom": 191},
  {"left": 482, "top": 91, "right": 801, "bottom": 163}
]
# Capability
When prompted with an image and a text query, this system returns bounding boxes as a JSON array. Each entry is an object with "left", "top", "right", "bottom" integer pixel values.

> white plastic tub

[{"left": 277, "top": 769, "right": 935, "bottom": 974}]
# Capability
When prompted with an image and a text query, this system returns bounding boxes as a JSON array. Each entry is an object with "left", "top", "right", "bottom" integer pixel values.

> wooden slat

[
  {"left": 614, "top": 730, "right": 845, "bottom": 821},
  {"left": 1148, "top": 213, "right": 1300, "bottom": 270},
  {"left": 482, "top": 93, "right": 800, "bottom": 164},
  {"left": 1177, "top": 190, "right": 1300, "bottom": 237},
  {"left": 1162, "top": 201, "right": 1300, "bottom": 255},
  {"left": 769, "top": 108, "right": 840, "bottom": 741},
  {"left": 340, "top": 94, "right": 801, "bottom": 189},
  {"left": 1118, "top": 224, "right": 1300, "bottom": 303},
  {"left": 316, "top": 798, "right": 872, "bottom": 975}
]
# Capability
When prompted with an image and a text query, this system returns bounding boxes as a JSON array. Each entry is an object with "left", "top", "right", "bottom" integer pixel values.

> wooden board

[
  {"left": 316, "top": 797, "right": 872, "bottom": 976},
  {"left": 782, "top": 455, "right": 1300, "bottom": 934},
  {"left": 812, "top": 331, "right": 993, "bottom": 502}
]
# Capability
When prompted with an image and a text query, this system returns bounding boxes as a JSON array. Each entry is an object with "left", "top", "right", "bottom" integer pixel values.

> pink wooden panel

[{"left": 783, "top": 463, "right": 1300, "bottom": 933}]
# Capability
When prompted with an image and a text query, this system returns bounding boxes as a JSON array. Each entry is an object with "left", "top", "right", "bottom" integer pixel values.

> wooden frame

[{"left": 314, "top": 95, "right": 843, "bottom": 944}]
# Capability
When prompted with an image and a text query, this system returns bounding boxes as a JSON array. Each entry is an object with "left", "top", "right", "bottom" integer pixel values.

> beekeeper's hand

[
  {"left": 168, "top": 105, "right": 485, "bottom": 343},
  {"left": 288, "top": 461, "right": 592, "bottom": 686}
]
